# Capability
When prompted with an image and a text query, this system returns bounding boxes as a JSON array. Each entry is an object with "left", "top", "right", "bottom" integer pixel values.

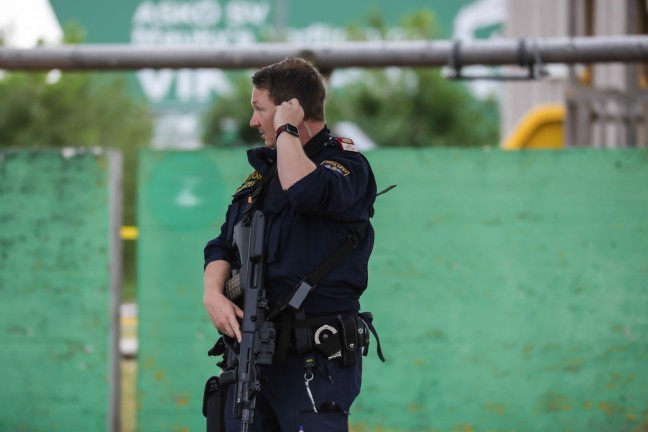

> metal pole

[{"left": 0, "top": 35, "right": 647, "bottom": 71}]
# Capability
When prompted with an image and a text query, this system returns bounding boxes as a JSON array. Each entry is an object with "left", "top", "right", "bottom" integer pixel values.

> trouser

[{"left": 223, "top": 350, "right": 362, "bottom": 432}]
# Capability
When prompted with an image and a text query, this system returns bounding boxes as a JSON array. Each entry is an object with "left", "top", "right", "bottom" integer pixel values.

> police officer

[{"left": 203, "top": 57, "right": 379, "bottom": 432}]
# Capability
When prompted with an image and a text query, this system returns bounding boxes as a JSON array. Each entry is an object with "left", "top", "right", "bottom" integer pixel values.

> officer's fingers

[
  {"left": 230, "top": 318, "right": 242, "bottom": 343},
  {"left": 210, "top": 311, "right": 228, "bottom": 331},
  {"left": 233, "top": 304, "right": 244, "bottom": 319},
  {"left": 206, "top": 298, "right": 233, "bottom": 330},
  {"left": 203, "top": 302, "right": 221, "bottom": 325}
]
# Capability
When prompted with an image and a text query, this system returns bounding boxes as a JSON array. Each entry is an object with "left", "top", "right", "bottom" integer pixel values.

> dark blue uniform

[
  {"left": 204, "top": 127, "right": 377, "bottom": 432},
  {"left": 204, "top": 127, "right": 376, "bottom": 316}
]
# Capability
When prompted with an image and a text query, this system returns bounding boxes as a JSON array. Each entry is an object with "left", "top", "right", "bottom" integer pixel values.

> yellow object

[
  {"left": 502, "top": 104, "right": 565, "bottom": 150},
  {"left": 120, "top": 226, "right": 139, "bottom": 240}
]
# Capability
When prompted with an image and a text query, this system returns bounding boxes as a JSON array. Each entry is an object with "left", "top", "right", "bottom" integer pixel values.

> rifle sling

[
  {"left": 299, "top": 185, "right": 394, "bottom": 297},
  {"left": 272, "top": 222, "right": 368, "bottom": 363},
  {"left": 271, "top": 185, "right": 396, "bottom": 362}
]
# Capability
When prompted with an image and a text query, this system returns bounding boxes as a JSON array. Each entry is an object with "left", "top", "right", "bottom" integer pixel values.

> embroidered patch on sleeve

[
  {"left": 233, "top": 171, "right": 262, "bottom": 196},
  {"left": 320, "top": 160, "right": 351, "bottom": 176}
]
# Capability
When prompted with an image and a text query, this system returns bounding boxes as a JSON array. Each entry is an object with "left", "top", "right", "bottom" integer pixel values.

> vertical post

[
  {"left": 108, "top": 149, "right": 124, "bottom": 432},
  {"left": 566, "top": 0, "right": 579, "bottom": 146},
  {"left": 275, "top": 0, "right": 287, "bottom": 39},
  {"left": 626, "top": 0, "right": 639, "bottom": 146}
]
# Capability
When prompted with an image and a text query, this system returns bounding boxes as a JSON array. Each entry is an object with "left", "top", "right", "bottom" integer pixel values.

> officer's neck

[{"left": 299, "top": 120, "right": 325, "bottom": 146}]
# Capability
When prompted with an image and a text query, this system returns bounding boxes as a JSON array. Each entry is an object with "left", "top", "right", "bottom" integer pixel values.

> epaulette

[
  {"left": 326, "top": 136, "right": 360, "bottom": 153},
  {"left": 232, "top": 170, "right": 262, "bottom": 198}
]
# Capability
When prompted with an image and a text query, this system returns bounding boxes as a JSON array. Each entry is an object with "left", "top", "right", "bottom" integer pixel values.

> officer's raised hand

[
  {"left": 274, "top": 98, "right": 304, "bottom": 131},
  {"left": 273, "top": 98, "right": 316, "bottom": 190}
]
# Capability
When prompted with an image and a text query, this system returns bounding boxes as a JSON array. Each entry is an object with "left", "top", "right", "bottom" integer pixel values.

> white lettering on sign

[
  {"left": 137, "top": 69, "right": 232, "bottom": 102},
  {"left": 287, "top": 23, "right": 347, "bottom": 44},
  {"left": 225, "top": 1, "right": 270, "bottom": 28},
  {"left": 177, "top": 69, "right": 193, "bottom": 102},
  {"left": 131, "top": 27, "right": 255, "bottom": 45},
  {"left": 137, "top": 69, "right": 175, "bottom": 102},
  {"left": 132, "top": 0, "right": 222, "bottom": 27},
  {"left": 130, "top": 1, "right": 269, "bottom": 105},
  {"left": 195, "top": 70, "right": 233, "bottom": 101}
]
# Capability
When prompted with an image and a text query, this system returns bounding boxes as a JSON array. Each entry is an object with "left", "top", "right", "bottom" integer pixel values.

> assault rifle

[{"left": 229, "top": 210, "right": 276, "bottom": 432}]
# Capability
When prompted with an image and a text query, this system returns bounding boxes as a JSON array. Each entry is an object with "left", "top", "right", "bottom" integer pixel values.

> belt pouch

[
  {"left": 356, "top": 316, "right": 371, "bottom": 355},
  {"left": 337, "top": 315, "right": 358, "bottom": 367}
]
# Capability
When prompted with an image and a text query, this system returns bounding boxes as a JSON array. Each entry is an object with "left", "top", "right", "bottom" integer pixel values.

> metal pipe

[{"left": 0, "top": 35, "right": 647, "bottom": 71}]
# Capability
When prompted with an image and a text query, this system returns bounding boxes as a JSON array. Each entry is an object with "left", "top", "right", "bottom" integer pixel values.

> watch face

[
  {"left": 285, "top": 124, "right": 298, "bottom": 135},
  {"left": 276, "top": 123, "right": 299, "bottom": 140}
]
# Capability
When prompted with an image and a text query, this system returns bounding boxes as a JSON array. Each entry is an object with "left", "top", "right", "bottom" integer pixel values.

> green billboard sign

[{"left": 49, "top": 0, "right": 503, "bottom": 145}]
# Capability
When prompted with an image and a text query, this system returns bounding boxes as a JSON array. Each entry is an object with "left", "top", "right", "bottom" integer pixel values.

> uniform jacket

[{"left": 204, "top": 127, "right": 377, "bottom": 316}]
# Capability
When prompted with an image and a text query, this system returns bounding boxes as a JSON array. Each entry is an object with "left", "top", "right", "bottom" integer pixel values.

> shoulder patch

[
  {"left": 233, "top": 170, "right": 262, "bottom": 197},
  {"left": 320, "top": 160, "right": 350, "bottom": 176},
  {"left": 336, "top": 137, "right": 359, "bottom": 153}
]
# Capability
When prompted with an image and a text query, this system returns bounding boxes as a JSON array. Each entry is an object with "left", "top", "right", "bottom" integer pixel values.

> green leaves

[
  {"left": 200, "top": 9, "right": 499, "bottom": 149},
  {"left": 326, "top": 67, "right": 499, "bottom": 148},
  {"left": 0, "top": 71, "right": 152, "bottom": 150}
]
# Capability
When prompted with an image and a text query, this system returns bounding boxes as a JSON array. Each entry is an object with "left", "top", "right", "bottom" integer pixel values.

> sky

[{"left": 0, "top": 0, "right": 62, "bottom": 47}]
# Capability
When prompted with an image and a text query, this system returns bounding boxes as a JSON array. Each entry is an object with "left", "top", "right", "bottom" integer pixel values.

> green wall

[
  {"left": 136, "top": 148, "right": 648, "bottom": 432},
  {"left": 5, "top": 147, "right": 644, "bottom": 431},
  {"left": 136, "top": 149, "right": 248, "bottom": 431},
  {"left": 0, "top": 149, "right": 121, "bottom": 431}
]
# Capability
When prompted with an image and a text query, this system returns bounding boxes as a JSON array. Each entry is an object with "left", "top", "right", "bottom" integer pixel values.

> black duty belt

[{"left": 274, "top": 311, "right": 385, "bottom": 364}]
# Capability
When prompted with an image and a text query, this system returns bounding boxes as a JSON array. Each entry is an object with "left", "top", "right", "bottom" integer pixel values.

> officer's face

[{"left": 250, "top": 87, "right": 278, "bottom": 148}]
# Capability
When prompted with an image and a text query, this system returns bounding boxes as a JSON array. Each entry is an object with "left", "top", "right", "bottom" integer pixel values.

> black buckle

[{"left": 444, "top": 38, "right": 549, "bottom": 81}]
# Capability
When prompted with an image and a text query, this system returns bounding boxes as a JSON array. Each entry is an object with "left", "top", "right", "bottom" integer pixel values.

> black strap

[
  {"left": 274, "top": 311, "right": 294, "bottom": 364},
  {"left": 273, "top": 184, "right": 396, "bottom": 315},
  {"left": 302, "top": 223, "right": 367, "bottom": 293},
  {"left": 359, "top": 312, "right": 385, "bottom": 362},
  {"left": 268, "top": 222, "right": 368, "bottom": 320},
  {"left": 269, "top": 224, "right": 370, "bottom": 360}
]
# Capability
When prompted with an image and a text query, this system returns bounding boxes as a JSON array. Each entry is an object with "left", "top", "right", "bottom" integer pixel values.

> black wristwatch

[{"left": 275, "top": 123, "right": 299, "bottom": 140}]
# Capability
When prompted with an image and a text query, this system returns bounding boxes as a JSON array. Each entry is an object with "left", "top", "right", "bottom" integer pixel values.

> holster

[
  {"left": 202, "top": 376, "right": 224, "bottom": 432},
  {"left": 293, "top": 310, "right": 313, "bottom": 354},
  {"left": 202, "top": 369, "right": 237, "bottom": 432}
]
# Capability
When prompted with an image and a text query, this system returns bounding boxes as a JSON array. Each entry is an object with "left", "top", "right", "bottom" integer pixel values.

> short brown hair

[{"left": 252, "top": 57, "right": 326, "bottom": 121}]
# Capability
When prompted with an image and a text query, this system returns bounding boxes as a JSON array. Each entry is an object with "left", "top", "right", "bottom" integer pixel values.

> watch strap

[{"left": 275, "top": 123, "right": 299, "bottom": 140}]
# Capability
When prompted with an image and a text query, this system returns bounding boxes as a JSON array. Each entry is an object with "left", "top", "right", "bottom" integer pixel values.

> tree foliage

[
  {"left": 201, "top": 9, "right": 499, "bottom": 148},
  {"left": 201, "top": 74, "right": 258, "bottom": 147},
  {"left": 0, "top": 72, "right": 152, "bottom": 153},
  {"left": 0, "top": 23, "right": 153, "bottom": 226},
  {"left": 326, "top": 69, "right": 499, "bottom": 148},
  {"left": 0, "top": 23, "right": 153, "bottom": 300}
]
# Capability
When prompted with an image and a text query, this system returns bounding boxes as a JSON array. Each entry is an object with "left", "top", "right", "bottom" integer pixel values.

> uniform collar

[
  {"left": 303, "top": 125, "right": 331, "bottom": 157},
  {"left": 247, "top": 146, "right": 276, "bottom": 175},
  {"left": 247, "top": 126, "right": 331, "bottom": 173}
]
